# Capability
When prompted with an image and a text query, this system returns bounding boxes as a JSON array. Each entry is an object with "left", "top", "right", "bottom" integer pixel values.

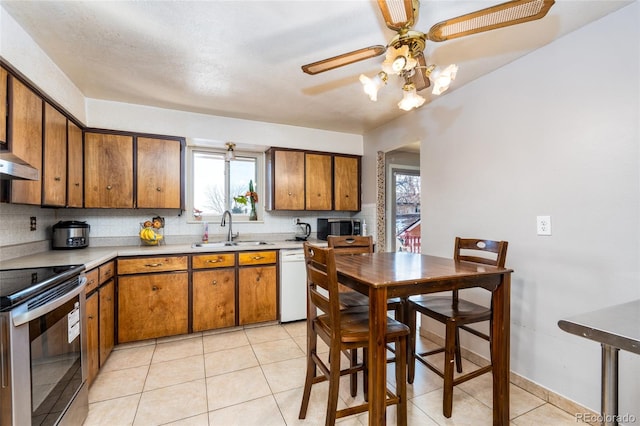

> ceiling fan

[{"left": 302, "top": 0, "right": 555, "bottom": 109}]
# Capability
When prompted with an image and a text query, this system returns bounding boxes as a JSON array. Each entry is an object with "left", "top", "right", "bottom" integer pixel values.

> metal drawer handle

[
  {"left": 104, "top": 269, "right": 112, "bottom": 275},
  {"left": 88, "top": 279, "right": 96, "bottom": 285},
  {"left": 145, "top": 263, "right": 163, "bottom": 267},
  {"left": 251, "top": 256, "right": 264, "bottom": 260},
  {"left": 206, "top": 258, "right": 223, "bottom": 263}
]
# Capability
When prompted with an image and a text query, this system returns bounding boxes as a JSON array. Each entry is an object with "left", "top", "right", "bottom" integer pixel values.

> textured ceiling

[{"left": 2, "top": 0, "right": 632, "bottom": 134}]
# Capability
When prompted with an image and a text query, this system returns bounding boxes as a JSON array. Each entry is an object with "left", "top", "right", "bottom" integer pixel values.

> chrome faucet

[{"left": 220, "top": 210, "right": 237, "bottom": 243}]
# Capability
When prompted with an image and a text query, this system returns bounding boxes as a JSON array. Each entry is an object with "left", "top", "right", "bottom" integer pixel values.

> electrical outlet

[
  {"left": 536, "top": 215, "right": 551, "bottom": 236},
  {"left": 30, "top": 216, "right": 37, "bottom": 231}
]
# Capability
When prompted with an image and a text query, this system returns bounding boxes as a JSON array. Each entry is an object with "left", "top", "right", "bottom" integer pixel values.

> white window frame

[{"left": 186, "top": 146, "right": 264, "bottom": 223}]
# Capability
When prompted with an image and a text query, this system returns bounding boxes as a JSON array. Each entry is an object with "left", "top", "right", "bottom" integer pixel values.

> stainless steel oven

[{"left": 0, "top": 265, "right": 87, "bottom": 426}]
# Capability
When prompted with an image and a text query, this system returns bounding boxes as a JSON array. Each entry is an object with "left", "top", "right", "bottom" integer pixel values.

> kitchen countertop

[{"left": 0, "top": 239, "right": 320, "bottom": 271}]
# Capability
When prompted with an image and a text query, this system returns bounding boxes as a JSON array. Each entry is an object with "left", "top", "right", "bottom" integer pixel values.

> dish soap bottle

[
  {"left": 202, "top": 222, "right": 209, "bottom": 242},
  {"left": 362, "top": 219, "right": 367, "bottom": 236}
]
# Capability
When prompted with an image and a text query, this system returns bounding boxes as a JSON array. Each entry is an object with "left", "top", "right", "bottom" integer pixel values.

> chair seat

[
  {"left": 316, "top": 311, "right": 409, "bottom": 344},
  {"left": 410, "top": 295, "right": 491, "bottom": 323}
]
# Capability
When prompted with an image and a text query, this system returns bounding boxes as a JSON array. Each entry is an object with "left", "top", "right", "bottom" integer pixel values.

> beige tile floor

[{"left": 83, "top": 322, "right": 585, "bottom": 426}]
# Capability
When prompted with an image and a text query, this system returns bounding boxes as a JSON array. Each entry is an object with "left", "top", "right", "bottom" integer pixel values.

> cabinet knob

[
  {"left": 152, "top": 286, "right": 159, "bottom": 291},
  {"left": 345, "top": 194, "right": 349, "bottom": 198},
  {"left": 75, "top": 182, "right": 80, "bottom": 187},
  {"left": 88, "top": 315, "right": 94, "bottom": 320},
  {"left": 106, "top": 185, "right": 112, "bottom": 190},
  {"left": 288, "top": 192, "right": 292, "bottom": 196},
  {"left": 156, "top": 187, "right": 161, "bottom": 192},
  {"left": 54, "top": 176, "right": 61, "bottom": 181},
  {"left": 211, "top": 280, "right": 217, "bottom": 285}
]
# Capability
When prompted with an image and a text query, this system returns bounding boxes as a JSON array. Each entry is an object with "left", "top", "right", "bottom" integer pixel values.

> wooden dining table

[{"left": 333, "top": 251, "right": 514, "bottom": 426}]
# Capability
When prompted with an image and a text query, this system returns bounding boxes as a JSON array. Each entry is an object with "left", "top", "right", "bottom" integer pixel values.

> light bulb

[{"left": 359, "top": 71, "right": 388, "bottom": 101}]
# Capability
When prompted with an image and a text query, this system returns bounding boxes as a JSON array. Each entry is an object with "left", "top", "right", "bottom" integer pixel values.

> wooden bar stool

[
  {"left": 298, "top": 243, "right": 409, "bottom": 426},
  {"left": 407, "top": 237, "right": 508, "bottom": 418}
]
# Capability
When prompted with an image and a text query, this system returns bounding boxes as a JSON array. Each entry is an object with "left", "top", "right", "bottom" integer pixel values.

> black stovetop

[{"left": 0, "top": 264, "right": 85, "bottom": 311}]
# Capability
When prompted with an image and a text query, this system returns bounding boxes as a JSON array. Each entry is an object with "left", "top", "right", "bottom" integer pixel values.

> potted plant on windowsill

[{"left": 233, "top": 180, "right": 258, "bottom": 220}]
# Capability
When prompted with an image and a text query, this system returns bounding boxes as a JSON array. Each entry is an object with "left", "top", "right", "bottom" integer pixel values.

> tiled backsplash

[{"left": 0, "top": 203, "right": 375, "bottom": 260}]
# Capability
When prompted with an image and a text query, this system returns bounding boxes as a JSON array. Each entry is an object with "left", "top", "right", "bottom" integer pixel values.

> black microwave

[{"left": 317, "top": 218, "right": 361, "bottom": 240}]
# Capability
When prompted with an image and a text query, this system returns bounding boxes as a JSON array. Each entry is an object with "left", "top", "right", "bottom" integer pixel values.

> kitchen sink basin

[{"left": 192, "top": 240, "right": 274, "bottom": 248}]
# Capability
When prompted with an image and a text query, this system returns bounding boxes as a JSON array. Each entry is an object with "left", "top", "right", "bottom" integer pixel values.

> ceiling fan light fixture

[
  {"left": 382, "top": 45, "right": 416, "bottom": 75},
  {"left": 225, "top": 142, "right": 236, "bottom": 161},
  {"left": 398, "top": 83, "right": 425, "bottom": 111},
  {"left": 428, "top": 64, "right": 459, "bottom": 95},
  {"left": 360, "top": 71, "right": 388, "bottom": 101}
]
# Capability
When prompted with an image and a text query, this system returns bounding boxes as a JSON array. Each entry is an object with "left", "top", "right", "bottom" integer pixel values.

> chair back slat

[
  {"left": 304, "top": 243, "right": 342, "bottom": 335},
  {"left": 328, "top": 235, "right": 374, "bottom": 255},
  {"left": 454, "top": 237, "right": 508, "bottom": 267}
]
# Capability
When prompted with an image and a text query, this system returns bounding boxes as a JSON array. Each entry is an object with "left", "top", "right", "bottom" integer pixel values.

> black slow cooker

[{"left": 52, "top": 221, "right": 90, "bottom": 249}]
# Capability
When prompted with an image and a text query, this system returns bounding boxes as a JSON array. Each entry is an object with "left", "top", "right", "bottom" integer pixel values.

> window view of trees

[
  {"left": 192, "top": 150, "right": 257, "bottom": 220},
  {"left": 394, "top": 171, "right": 421, "bottom": 252}
]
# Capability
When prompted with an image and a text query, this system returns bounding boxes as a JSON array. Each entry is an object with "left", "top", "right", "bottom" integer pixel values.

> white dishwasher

[{"left": 279, "top": 248, "right": 307, "bottom": 322}]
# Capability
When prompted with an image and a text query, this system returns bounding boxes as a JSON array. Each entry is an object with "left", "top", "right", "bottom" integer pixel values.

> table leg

[
  {"left": 491, "top": 273, "right": 511, "bottom": 425},
  {"left": 369, "top": 287, "right": 388, "bottom": 426},
  {"left": 601, "top": 344, "right": 619, "bottom": 426}
]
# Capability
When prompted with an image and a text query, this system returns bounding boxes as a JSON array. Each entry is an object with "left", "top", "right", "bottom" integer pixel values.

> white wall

[{"left": 364, "top": 2, "right": 639, "bottom": 421}]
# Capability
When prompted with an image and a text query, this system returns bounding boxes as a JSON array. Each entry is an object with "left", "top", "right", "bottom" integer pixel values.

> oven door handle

[{"left": 12, "top": 277, "right": 87, "bottom": 327}]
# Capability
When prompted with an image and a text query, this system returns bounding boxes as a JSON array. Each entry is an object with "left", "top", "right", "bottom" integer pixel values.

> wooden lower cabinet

[
  {"left": 99, "top": 279, "right": 115, "bottom": 366},
  {"left": 85, "top": 292, "right": 99, "bottom": 386},
  {"left": 118, "top": 272, "right": 188, "bottom": 342},
  {"left": 192, "top": 268, "right": 236, "bottom": 331},
  {"left": 238, "top": 265, "right": 277, "bottom": 325}
]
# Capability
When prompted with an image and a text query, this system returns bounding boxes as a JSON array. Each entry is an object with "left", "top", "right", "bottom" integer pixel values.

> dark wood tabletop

[{"left": 333, "top": 252, "right": 513, "bottom": 426}]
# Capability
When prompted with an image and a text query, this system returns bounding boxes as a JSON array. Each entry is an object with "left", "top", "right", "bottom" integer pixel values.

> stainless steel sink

[{"left": 192, "top": 241, "right": 273, "bottom": 248}]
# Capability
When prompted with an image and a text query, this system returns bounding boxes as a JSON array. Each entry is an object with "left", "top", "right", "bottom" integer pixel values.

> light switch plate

[{"left": 537, "top": 215, "right": 551, "bottom": 236}]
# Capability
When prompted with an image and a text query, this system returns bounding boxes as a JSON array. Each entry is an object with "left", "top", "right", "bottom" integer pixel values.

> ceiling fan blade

[
  {"left": 406, "top": 51, "right": 430, "bottom": 91},
  {"left": 377, "top": 0, "right": 418, "bottom": 31},
  {"left": 302, "top": 45, "right": 387, "bottom": 75},
  {"left": 426, "top": 0, "right": 555, "bottom": 42}
]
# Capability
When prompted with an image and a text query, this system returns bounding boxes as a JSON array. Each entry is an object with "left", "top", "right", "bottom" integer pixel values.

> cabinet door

[
  {"left": 84, "top": 132, "right": 133, "bottom": 208},
  {"left": 10, "top": 77, "right": 42, "bottom": 205},
  {"left": 137, "top": 137, "right": 182, "bottom": 209},
  {"left": 273, "top": 150, "right": 305, "bottom": 210},
  {"left": 67, "top": 121, "right": 83, "bottom": 207},
  {"left": 193, "top": 269, "right": 236, "bottom": 331},
  {"left": 42, "top": 103, "right": 67, "bottom": 206},
  {"left": 118, "top": 272, "right": 188, "bottom": 342},
  {"left": 305, "top": 153, "right": 332, "bottom": 210},
  {"left": 0, "top": 67, "right": 7, "bottom": 145},
  {"left": 334, "top": 155, "right": 360, "bottom": 211},
  {"left": 238, "top": 265, "right": 277, "bottom": 325},
  {"left": 85, "top": 292, "right": 99, "bottom": 387},
  {"left": 99, "top": 279, "right": 115, "bottom": 366}
]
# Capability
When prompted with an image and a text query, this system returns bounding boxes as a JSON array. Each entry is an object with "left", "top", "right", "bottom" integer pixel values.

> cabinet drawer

[
  {"left": 238, "top": 250, "right": 277, "bottom": 266},
  {"left": 85, "top": 268, "right": 100, "bottom": 294},
  {"left": 192, "top": 253, "right": 236, "bottom": 269},
  {"left": 99, "top": 261, "right": 115, "bottom": 283},
  {"left": 117, "top": 256, "right": 188, "bottom": 275}
]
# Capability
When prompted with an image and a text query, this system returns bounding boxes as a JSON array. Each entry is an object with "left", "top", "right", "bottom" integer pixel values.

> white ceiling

[{"left": 2, "top": 0, "right": 632, "bottom": 135}]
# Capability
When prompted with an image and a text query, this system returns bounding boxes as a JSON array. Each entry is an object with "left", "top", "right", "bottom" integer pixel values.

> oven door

[{"left": 8, "top": 281, "right": 87, "bottom": 426}]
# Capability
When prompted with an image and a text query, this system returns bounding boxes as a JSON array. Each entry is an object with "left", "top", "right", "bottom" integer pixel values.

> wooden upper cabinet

[
  {"left": 136, "top": 137, "right": 182, "bottom": 209},
  {"left": 10, "top": 76, "right": 42, "bottom": 205},
  {"left": 67, "top": 121, "right": 83, "bottom": 207},
  {"left": 84, "top": 132, "right": 134, "bottom": 208},
  {"left": 272, "top": 150, "right": 305, "bottom": 210},
  {"left": 42, "top": 103, "right": 67, "bottom": 206},
  {"left": 305, "top": 153, "right": 332, "bottom": 210},
  {"left": 334, "top": 155, "right": 360, "bottom": 211},
  {"left": 0, "top": 67, "right": 7, "bottom": 145}
]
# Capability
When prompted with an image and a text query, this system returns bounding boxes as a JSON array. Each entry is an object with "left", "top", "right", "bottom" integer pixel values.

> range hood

[{"left": 0, "top": 152, "right": 39, "bottom": 180}]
